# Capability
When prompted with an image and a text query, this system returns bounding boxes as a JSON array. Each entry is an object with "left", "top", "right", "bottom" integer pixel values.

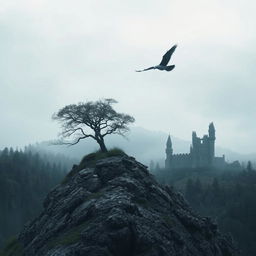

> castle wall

[{"left": 171, "top": 154, "right": 192, "bottom": 169}]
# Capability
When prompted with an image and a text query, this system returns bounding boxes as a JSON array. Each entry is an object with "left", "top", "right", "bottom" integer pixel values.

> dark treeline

[
  {"left": 154, "top": 162, "right": 256, "bottom": 256},
  {"left": 0, "top": 147, "right": 72, "bottom": 248},
  {"left": 24, "top": 144, "right": 76, "bottom": 171}
]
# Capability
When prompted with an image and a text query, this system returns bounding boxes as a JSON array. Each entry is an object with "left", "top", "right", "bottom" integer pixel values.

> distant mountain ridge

[{"left": 37, "top": 127, "right": 256, "bottom": 166}]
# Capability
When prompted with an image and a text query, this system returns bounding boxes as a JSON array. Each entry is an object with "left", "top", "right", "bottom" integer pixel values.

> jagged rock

[{"left": 16, "top": 155, "right": 239, "bottom": 256}]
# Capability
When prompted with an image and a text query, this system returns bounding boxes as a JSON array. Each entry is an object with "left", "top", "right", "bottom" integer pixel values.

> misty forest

[{"left": 1, "top": 1, "right": 256, "bottom": 256}]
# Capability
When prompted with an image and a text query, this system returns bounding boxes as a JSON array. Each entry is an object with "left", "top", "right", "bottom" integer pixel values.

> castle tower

[
  {"left": 208, "top": 122, "right": 216, "bottom": 165},
  {"left": 165, "top": 135, "right": 173, "bottom": 169},
  {"left": 191, "top": 131, "right": 199, "bottom": 167}
]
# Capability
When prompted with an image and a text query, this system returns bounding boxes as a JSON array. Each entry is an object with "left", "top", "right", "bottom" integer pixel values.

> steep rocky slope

[{"left": 6, "top": 154, "right": 240, "bottom": 256}]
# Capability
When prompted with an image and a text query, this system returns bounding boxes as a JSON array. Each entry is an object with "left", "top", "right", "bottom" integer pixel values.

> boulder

[{"left": 16, "top": 155, "right": 239, "bottom": 256}]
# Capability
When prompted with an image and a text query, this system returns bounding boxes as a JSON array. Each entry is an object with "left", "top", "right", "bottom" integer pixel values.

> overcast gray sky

[{"left": 0, "top": 0, "right": 256, "bottom": 154}]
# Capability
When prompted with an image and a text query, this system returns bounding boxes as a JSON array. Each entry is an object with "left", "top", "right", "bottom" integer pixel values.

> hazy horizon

[
  {"left": 1, "top": 1, "right": 256, "bottom": 154},
  {"left": 2, "top": 126, "right": 256, "bottom": 168}
]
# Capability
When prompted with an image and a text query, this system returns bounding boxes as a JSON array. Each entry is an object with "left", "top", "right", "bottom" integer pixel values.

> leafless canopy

[{"left": 52, "top": 98, "right": 135, "bottom": 152}]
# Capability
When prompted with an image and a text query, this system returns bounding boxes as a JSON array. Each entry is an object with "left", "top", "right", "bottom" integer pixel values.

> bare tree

[{"left": 52, "top": 99, "right": 135, "bottom": 152}]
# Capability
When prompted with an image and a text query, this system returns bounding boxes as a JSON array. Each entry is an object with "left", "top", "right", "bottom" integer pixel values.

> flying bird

[{"left": 136, "top": 45, "right": 177, "bottom": 72}]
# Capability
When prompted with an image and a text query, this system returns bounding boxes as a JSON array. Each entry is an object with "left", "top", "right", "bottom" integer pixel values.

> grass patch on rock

[
  {"left": 62, "top": 148, "right": 126, "bottom": 184},
  {"left": 47, "top": 220, "right": 92, "bottom": 249},
  {"left": 0, "top": 237, "right": 24, "bottom": 256},
  {"left": 131, "top": 197, "right": 150, "bottom": 209},
  {"left": 79, "top": 148, "right": 126, "bottom": 169},
  {"left": 86, "top": 191, "right": 104, "bottom": 200}
]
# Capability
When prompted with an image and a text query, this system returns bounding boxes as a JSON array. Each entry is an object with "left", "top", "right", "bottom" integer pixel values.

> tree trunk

[
  {"left": 97, "top": 138, "right": 108, "bottom": 153},
  {"left": 95, "top": 131, "right": 108, "bottom": 153}
]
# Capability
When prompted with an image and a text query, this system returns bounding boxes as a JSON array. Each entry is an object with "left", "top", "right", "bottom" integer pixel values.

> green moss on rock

[
  {"left": 0, "top": 237, "right": 24, "bottom": 256},
  {"left": 47, "top": 220, "right": 92, "bottom": 249},
  {"left": 62, "top": 148, "right": 126, "bottom": 184},
  {"left": 163, "top": 216, "right": 174, "bottom": 227},
  {"left": 86, "top": 191, "right": 104, "bottom": 200}
]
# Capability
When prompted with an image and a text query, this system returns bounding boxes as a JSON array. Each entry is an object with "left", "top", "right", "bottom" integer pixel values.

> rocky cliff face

[{"left": 17, "top": 155, "right": 239, "bottom": 256}]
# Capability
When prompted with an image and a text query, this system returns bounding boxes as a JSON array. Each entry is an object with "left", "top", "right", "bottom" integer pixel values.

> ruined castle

[{"left": 165, "top": 123, "right": 226, "bottom": 169}]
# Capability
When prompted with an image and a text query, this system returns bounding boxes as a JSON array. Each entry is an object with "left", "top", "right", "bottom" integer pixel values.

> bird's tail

[{"left": 166, "top": 65, "right": 175, "bottom": 71}]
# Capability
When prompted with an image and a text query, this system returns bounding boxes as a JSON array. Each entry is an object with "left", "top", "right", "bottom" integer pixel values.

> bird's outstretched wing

[
  {"left": 135, "top": 66, "right": 155, "bottom": 72},
  {"left": 165, "top": 65, "right": 175, "bottom": 71},
  {"left": 159, "top": 45, "right": 177, "bottom": 66}
]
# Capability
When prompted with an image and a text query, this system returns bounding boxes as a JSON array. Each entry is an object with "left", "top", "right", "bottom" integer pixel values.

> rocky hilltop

[{"left": 6, "top": 154, "right": 239, "bottom": 256}]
